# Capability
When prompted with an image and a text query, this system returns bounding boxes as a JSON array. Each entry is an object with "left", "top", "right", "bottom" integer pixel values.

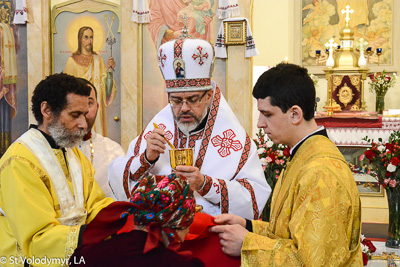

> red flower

[
  {"left": 283, "top": 147, "right": 290, "bottom": 157},
  {"left": 268, "top": 153, "right": 276, "bottom": 162},
  {"left": 362, "top": 252, "right": 368, "bottom": 266},
  {"left": 365, "top": 150, "right": 376, "bottom": 160},
  {"left": 362, "top": 239, "right": 376, "bottom": 253},
  {"left": 386, "top": 171, "right": 391, "bottom": 177},
  {"left": 369, "top": 74, "right": 375, "bottom": 80},
  {"left": 391, "top": 157, "right": 400, "bottom": 166},
  {"left": 385, "top": 143, "right": 394, "bottom": 152}
]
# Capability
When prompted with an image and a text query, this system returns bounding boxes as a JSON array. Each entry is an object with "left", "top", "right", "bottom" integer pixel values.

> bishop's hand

[
  {"left": 174, "top": 165, "right": 204, "bottom": 191},
  {"left": 145, "top": 128, "right": 167, "bottom": 162}
]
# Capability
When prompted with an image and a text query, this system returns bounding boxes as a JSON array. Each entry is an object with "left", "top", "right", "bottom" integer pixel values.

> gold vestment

[
  {"left": 241, "top": 135, "right": 363, "bottom": 266},
  {"left": 0, "top": 142, "right": 113, "bottom": 267}
]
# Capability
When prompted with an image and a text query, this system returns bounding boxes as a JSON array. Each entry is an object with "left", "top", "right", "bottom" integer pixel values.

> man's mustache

[{"left": 177, "top": 112, "right": 195, "bottom": 120}]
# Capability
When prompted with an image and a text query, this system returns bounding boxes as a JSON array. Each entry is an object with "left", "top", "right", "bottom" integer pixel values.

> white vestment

[
  {"left": 79, "top": 131, "right": 125, "bottom": 199},
  {"left": 109, "top": 84, "right": 270, "bottom": 219}
]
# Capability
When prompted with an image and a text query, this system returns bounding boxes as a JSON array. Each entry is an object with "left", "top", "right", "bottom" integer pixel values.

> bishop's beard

[{"left": 174, "top": 108, "right": 208, "bottom": 136}]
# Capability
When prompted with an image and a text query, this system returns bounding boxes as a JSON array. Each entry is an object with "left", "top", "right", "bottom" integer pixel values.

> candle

[
  {"left": 377, "top": 48, "right": 382, "bottom": 54},
  {"left": 326, "top": 49, "right": 329, "bottom": 53},
  {"left": 366, "top": 47, "right": 372, "bottom": 52},
  {"left": 337, "top": 45, "right": 341, "bottom": 49},
  {"left": 284, "top": 57, "right": 288, "bottom": 64},
  {"left": 316, "top": 50, "right": 321, "bottom": 55}
]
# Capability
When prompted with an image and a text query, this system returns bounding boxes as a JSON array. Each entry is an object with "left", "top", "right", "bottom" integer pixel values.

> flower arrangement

[
  {"left": 368, "top": 70, "right": 397, "bottom": 96},
  {"left": 360, "top": 131, "right": 400, "bottom": 190},
  {"left": 361, "top": 130, "right": 400, "bottom": 248},
  {"left": 368, "top": 70, "right": 397, "bottom": 114},
  {"left": 254, "top": 129, "right": 290, "bottom": 220},
  {"left": 361, "top": 234, "right": 376, "bottom": 266}
]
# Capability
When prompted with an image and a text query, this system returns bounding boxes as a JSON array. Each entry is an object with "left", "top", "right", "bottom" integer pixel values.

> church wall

[{"left": 253, "top": 0, "right": 395, "bottom": 225}]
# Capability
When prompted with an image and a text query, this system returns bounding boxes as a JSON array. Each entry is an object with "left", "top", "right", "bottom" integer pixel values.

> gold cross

[{"left": 4, "top": 40, "right": 14, "bottom": 53}]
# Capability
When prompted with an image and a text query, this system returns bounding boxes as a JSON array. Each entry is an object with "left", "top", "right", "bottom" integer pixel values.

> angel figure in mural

[
  {"left": 302, "top": 26, "right": 323, "bottom": 57},
  {"left": 0, "top": 3, "right": 19, "bottom": 157},
  {"left": 302, "top": 0, "right": 325, "bottom": 25},
  {"left": 148, "top": 0, "right": 215, "bottom": 49},
  {"left": 64, "top": 26, "right": 117, "bottom": 137}
]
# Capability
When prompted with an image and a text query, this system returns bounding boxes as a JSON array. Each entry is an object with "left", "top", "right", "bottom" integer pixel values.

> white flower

[
  {"left": 377, "top": 145, "right": 386, "bottom": 152},
  {"left": 361, "top": 234, "right": 365, "bottom": 242},
  {"left": 257, "top": 148, "right": 266, "bottom": 155},
  {"left": 361, "top": 243, "right": 369, "bottom": 253},
  {"left": 266, "top": 140, "right": 274, "bottom": 148},
  {"left": 387, "top": 163, "right": 396, "bottom": 173},
  {"left": 278, "top": 150, "right": 283, "bottom": 156},
  {"left": 259, "top": 158, "right": 268, "bottom": 165}
]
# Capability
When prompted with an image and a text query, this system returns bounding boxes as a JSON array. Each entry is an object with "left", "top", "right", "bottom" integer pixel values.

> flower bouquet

[
  {"left": 368, "top": 70, "right": 397, "bottom": 114},
  {"left": 361, "top": 234, "right": 376, "bottom": 266},
  {"left": 254, "top": 129, "right": 290, "bottom": 221},
  {"left": 361, "top": 130, "right": 400, "bottom": 248}
]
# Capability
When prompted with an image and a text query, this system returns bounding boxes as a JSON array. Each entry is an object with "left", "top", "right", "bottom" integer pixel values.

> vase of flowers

[
  {"left": 254, "top": 129, "right": 290, "bottom": 221},
  {"left": 361, "top": 131, "right": 400, "bottom": 248},
  {"left": 368, "top": 70, "right": 397, "bottom": 114}
]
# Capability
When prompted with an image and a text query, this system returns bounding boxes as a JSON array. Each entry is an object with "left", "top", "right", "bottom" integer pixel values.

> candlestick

[
  {"left": 366, "top": 47, "right": 372, "bottom": 64},
  {"left": 315, "top": 50, "right": 321, "bottom": 65},
  {"left": 377, "top": 48, "right": 382, "bottom": 65}
]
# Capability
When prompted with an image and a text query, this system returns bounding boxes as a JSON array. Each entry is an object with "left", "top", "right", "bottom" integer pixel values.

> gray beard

[
  {"left": 48, "top": 120, "right": 87, "bottom": 148},
  {"left": 175, "top": 108, "right": 208, "bottom": 136}
]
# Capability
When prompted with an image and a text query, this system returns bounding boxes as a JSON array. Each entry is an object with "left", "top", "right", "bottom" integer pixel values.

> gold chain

[{"left": 89, "top": 138, "right": 94, "bottom": 164}]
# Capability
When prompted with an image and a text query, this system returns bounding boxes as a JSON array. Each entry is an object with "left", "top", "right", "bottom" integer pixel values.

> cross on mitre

[
  {"left": 341, "top": 5, "right": 354, "bottom": 26},
  {"left": 325, "top": 39, "right": 338, "bottom": 52},
  {"left": 180, "top": 13, "right": 189, "bottom": 38},
  {"left": 357, "top": 38, "right": 368, "bottom": 51}
]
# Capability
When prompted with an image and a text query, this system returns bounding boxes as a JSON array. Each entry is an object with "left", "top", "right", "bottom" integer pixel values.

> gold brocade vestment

[
  {"left": 0, "top": 141, "right": 113, "bottom": 267},
  {"left": 241, "top": 135, "right": 363, "bottom": 266}
]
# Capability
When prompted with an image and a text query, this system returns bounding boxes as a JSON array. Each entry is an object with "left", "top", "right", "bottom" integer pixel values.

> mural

[
  {"left": 0, "top": 0, "right": 28, "bottom": 158},
  {"left": 301, "top": 0, "right": 393, "bottom": 66}
]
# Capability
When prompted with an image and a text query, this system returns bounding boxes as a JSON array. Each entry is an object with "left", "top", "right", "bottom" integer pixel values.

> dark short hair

[
  {"left": 77, "top": 77, "right": 97, "bottom": 99},
  {"left": 252, "top": 63, "right": 315, "bottom": 121},
  {"left": 31, "top": 73, "right": 91, "bottom": 125}
]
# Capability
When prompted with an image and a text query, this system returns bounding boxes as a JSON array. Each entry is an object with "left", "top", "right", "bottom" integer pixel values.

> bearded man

[
  {"left": 109, "top": 37, "right": 270, "bottom": 219},
  {"left": 0, "top": 73, "right": 113, "bottom": 266}
]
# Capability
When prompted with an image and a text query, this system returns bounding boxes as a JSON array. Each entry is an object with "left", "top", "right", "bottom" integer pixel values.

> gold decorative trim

[
  {"left": 64, "top": 225, "right": 80, "bottom": 266},
  {"left": 269, "top": 239, "right": 286, "bottom": 267},
  {"left": 337, "top": 83, "right": 354, "bottom": 107},
  {"left": 224, "top": 20, "right": 247, "bottom": 45},
  {"left": 350, "top": 75, "right": 360, "bottom": 86},
  {"left": 332, "top": 75, "right": 343, "bottom": 86}
]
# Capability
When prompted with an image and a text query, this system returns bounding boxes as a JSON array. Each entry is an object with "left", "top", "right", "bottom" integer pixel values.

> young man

[
  {"left": 0, "top": 73, "right": 113, "bottom": 266},
  {"left": 109, "top": 37, "right": 270, "bottom": 219},
  {"left": 211, "top": 64, "right": 363, "bottom": 266},
  {"left": 77, "top": 79, "right": 125, "bottom": 199}
]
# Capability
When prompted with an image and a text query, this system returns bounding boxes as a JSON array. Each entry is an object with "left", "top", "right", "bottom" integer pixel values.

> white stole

[{"left": 16, "top": 129, "right": 87, "bottom": 226}]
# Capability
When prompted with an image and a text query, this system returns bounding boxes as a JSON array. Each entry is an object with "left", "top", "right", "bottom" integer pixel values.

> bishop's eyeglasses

[{"left": 169, "top": 91, "right": 207, "bottom": 108}]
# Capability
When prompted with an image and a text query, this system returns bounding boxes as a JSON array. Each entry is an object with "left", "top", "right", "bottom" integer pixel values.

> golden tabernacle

[{"left": 323, "top": 5, "right": 369, "bottom": 113}]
